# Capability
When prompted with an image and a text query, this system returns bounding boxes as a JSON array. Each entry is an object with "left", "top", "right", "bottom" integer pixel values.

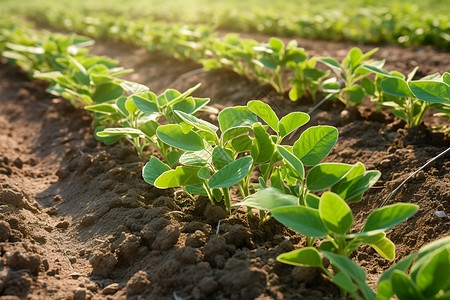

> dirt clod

[
  {"left": 126, "top": 271, "right": 150, "bottom": 296},
  {"left": 102, "top": 283, "right": 119, "bottom": 295},
  {"left": 6, "top": 251, "right": 41, "bottom": 275},
  {"left": 89, "top": 253, "right": 117, "bottom": 277},
  {"left": 0, "top": 220, "right": 11, "bottom": 242}
]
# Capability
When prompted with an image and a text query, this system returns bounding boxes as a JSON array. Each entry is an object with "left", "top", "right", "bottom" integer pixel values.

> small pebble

[{"left": 435, "top": 211, "right": 446, "bottom": 218}]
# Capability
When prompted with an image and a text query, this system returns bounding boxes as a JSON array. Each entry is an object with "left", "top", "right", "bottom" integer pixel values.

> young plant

[
  {"left": 91, "top": 83, "right": 211, "bottom": 158},
  {"left": 252, "top": 37, "right": 308, "bottom": 94},
  {"left": 241, "top": 189, "right": 418, "bottom": 299},
  {"left": 364, "top": 66, "right": 450, "bottom": 127},
  {"left": 318, "top": 47, "right": 385, "bottom": 105}
]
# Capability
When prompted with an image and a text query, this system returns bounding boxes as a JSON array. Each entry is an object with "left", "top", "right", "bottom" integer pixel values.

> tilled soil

[{"left": 0, "top": 34, "right": 449, "bottom": 300}]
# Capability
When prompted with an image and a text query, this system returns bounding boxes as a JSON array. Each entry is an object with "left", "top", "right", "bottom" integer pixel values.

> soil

[{"left": 0, "top": 31, "right": 449, "bottom": 300}]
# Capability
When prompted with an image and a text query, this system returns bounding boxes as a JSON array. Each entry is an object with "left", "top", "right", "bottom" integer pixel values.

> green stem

[
  {"left": 263, "top": 155, "right": 277, "bottom": 182},
  {"left": 223, "top": 187, "right": 231, "bottom": 213},
  {"left": 203, "top": 183, "right": 215, "bottom": 205}
]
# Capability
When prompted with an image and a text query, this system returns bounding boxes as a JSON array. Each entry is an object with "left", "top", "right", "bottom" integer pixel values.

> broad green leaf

[
  {"left": 142, "top": 157, "right": 171, "bottom": 185},
  {"left": 222, "top": 126, "right": 253, "bottom": 145},
  {"left": 347, "top": 47, "right": 363, "bottom": 68},
  {"left": 172, "top": 97, "right": 196, "bottom": 114},
  {"left": 247, "top": 100, "right": 278, "bottom": 131},
  {"left": 157, "top": 124, "right": 204, "bottom": 151},
  {"left": 415, "top": 248, "right": 450, "bottom": 298},
  {"left": 197, "top": 167, "right": 210, "bottom": 180},
  {"left": 306, "top": 163, "right": 353, "bottom": 191},
  {"left": 293, "top": 126, "right": 338, "bottom": 166},
  {"left": 305, "top": 193, "right": 320, "bottom": 209},
  {"left": 92, "top": 82, "right": 124, "bottom": 103},
  {"left": 85, "top": 103, "right": 118, "bottom": 114},
  {"left": 125, "top": 99, "right": 138, "bottom": 115},
  {"left": 132, "top": 92, "right": 159, "bottom": 114},
  {"left": 391, "top": 271, "right": 423, "bottom": 300},
  {"left": 94, "top": 127, "right": 121, "bottom": 145},
  {"left": 97, "top": 127, "right": 142, "bottom": 137},
  {"left": 140, "top": 120, "right": 159, "bottom": 137},
  {"left": 272, "top": 206, "right": 328, "bottom": 238},
  {"left": 362, "top": 77, "right": 376, "bottom": 96},
  {"left": 277, "top": 145, "right": 304, "bottom": 180},
  {"left": 230, "top": 135, "right": 253, "bottom": 153},
  {"left": 237, "top": 187, "right": 298, "bottom": 211},
  {"left": 269, "top": 37, "right": 284, "bottom": 53},
  {"left": 154, "top": 166, "right": 204, "bottom": 188},
  {"left": 345, "top": 85, "right": 365, "bottom": 104},
  {"left": 416, "top": 236, "right": 450, "bottom": 261},
  {"left": 377, "top": 253, "right": 418, "bottom": 300},
  {"left": 218, "top": 106, "right": 258, "bottom": 132},
  {"left": 363, "top": 203, "right": 419, "bottom": 232},
  {"left": 164, "top": 88, "right": 181, "bottom": 102},
  {"left": 255, "top": 57, "right": 278, "bottom": 71},
  {"left": 120, "top": 81, "right": 149, "bottom": 94},
  {"left": 318, "top": 57, "right": 341, "bottom": 70},
  {"left": 285, "top": 49, "right": 307, "bottom": 64},
  {"left": 167, "top": 150, "right": 184, "bottom": 167},
  {"left": 277, "top": 247, "right": 322, "bottom": 267},
  {"left": 179, "top": 150, "right": 211, "bottom": 167},
  {"left": 251, "top": 123, "right": 275, "bottom": 164},
  {"left": 369, "top": 237, "right": 395, "bottom": 260},
  {"left": 319, "top": 192, "right": 353, "bottom": 235},
  {"left": 278, "top": 112, "right": 310, "bottom": 140},
  {"left": 331, "top": 272, "right": 358, "bottom": 294},
  {"left": 362, "top": 65, "right": 391, "bottom": 77},
  {"left": 212, "top": 146, "right": 234, "bottom": 169},
  {"left": 208, "top": 156, "right": 253, "bottom": 189},
  {"left": 409, "top": 81, "right": 450, "bottom": 103},
  {"left": 321, "top": 251, "right": 376, "bottom": 300},
  {"left": 338, "top": 230, "right": 385, "bottom": 243},
  {"left": 381, "top": 77, "right": 414, "bottom": 98},
  {"left": 116, "top": 96, "right": 128, "bottom": 116},
  {"left": 443, "top": 72, "right": 450, "bottom": 85},
  {"left": 185, "top": 184, "right": 208, "bottom": 197},
  {"left": 175, "top": 110, "right": 218, "bottom": 133},
  {"left": 331, "top": 170, "right": 381, "bottom": 202}
]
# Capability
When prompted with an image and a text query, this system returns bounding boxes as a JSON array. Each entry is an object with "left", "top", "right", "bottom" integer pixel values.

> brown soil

[{"left": 0, "top": 34, "right": 449, "bottom": 300}]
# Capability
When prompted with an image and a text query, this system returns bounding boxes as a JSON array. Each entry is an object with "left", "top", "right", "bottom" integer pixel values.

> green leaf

[
  {"left": 197, "top": 167, "right": 211, "bottom": 180},
  {"left": 269, "top": 37, "right": 284, "bottom": 53},
  {"left": 277, "top": 247, "right": 322, "bottom": 267},
  {"left": 154, "top": 166, "right": 204, "bottom": 188},
  {"left": 142, "top": 157, "right": 171, "bottom": 185},
  {"left": 272, "top": 206, "right": 328, "bottom": 238},
  {"left": 415, "top": 248, "right": 450, "bottom": 298},
  {"left": 321, "top": 251, "right": 376, "bottom": 300},
  {"left": 120, "top": 81, "right": 149, "bottom": 94},
  {"left": 377, "top": 253, "right": 418, "bottom": 300},
  {"left": 318, "top": 57, "right": 341, "bottom": 70},
  {"left": 237, "top": 187, "right": 298, "bottom": 211},
  {"left": 222, "top": 126, "right": 253, "bottom": 145},
  {"left": 369, "top": 237, "right": 395, "bottom": 260},
  {"left": 97, "top": 127, "right": 142, "bottom": 137},
  {"left": 305, "top": 193, "right": 320, "bottom": 209},
  {"left": 381, "top": 77, "right": 414, "bottom": 98},
  {"left": 212, "top": 146, "right": 234, "bottom": 169},
  {"left": 167, "top": 150, "right": 184, "bottom": 167},
  {"left": 156, "top": 124, "right": 205, "bottom": 151},
  {"left": 175, "top": 110, "right": 218, "bottom": 133},
  {"left": 409, "top": 81, "right": 450, "bottom": 103},
  {"left": 347, "top": 47, "right": 363, "bottom": 67},
  {"left": 218, "top": 106, "right": 258, "bottom": 132},
  {"left": 179, "top": 150, "right": 211, "bottom": 167},
  {"left": 131, "top": 92, "right": 159, "bottom": 114},
  {"left": 363, "top": 203, "right": 419, "bottom": 232},
  {"left": 319, "top": 192, "right": 353, "bottom": 235},
  {"left": 185, "top": 184, "right": 208, "bottom": 196},
  {"left": 331, "top": 170, "right": 381, "bottom": 202},
  {"left": 230, "top": 135, "right": 253, "bottom": 153},
  {"left": 362, "top": 78, "right": 376, "bottom": 96},
  {"left": 443, "top": 72, "right": 450, "bottom": 85},
  {"left": 306, "top": 163, "right": 353, "bottom": 191},
  {"left": 345, "top": 85, "right": 365, "bottom": 104},
  {"left": 247, "top": 100, "right": 279, "bottom": 131},
  {"left": 278, "top": 112, "right": 310, "bottom": 140},
  {"left": 140, "top": 120, "right": 159, "bottom": 137},
  {"left": 85, "top": 103, "right": 118, "bottom": 114},
  {"left": 208, "top": 156, "right": 253, "bottom": 189},
  {"left": 331, "top": 272, "right": 358, "bottom": 294},
  {"left": 92, "top": 82, "right": 124, "bottom": 103},
  {"left": 362, "top": 65, "right": 391, "bottom": 77},
  {"left": 277, "top": 145, "right": 304, "bottom": 180},
  {"left": 251, "top": 123, "right": 275, "bottom": 164},
  {"left": 293, "top": 126, "right": 338, "bottom": 166},
  {"left": 125, "top": 98, "right": 138, "bottom": 115},
  {"left": 94, "top": 127, "right": 121, "bottom": 145},
  {"left": 391, "top": 271, "right": 423, "bottom": 300}
]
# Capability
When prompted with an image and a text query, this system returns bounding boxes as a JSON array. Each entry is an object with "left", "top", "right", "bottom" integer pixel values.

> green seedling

[
  {"left": 252, "top": 37, "right": 308, "bottom": 94},
  {"left": 241, "top": 189, "right": 418, "bottom": 299},
  {"left": 91, "top": 83, "right": 210, "bottom": 158},
  {"left": 318, "top": 47, "right": 385, "bottom": 105},
  {"left": 364, "top": 66, "right": 450, "bottom": 127}
]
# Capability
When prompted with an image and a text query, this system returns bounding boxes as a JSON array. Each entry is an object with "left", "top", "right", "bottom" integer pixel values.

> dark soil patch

[{"left": 0, "top": 34, "right": 449, "bottom": 300}]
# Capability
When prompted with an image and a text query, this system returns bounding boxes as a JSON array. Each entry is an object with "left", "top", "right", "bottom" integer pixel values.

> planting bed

[{"left": 0, "top": 35, "right": 449, "bottom": 300}]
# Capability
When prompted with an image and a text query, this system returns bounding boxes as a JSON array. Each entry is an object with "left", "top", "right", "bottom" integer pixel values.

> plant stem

[{"left": 223, "top": 187, "right": 231, "bottom": 213}]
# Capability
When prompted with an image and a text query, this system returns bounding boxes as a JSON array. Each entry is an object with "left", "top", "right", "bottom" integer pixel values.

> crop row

[
  {"left": 5, "top": 7, "right": 450, "bottom": 131},
  {"left": 4, "top": 0, "right": 450, "bottom": 48},
  {"left": 1, "top": 19, "right": 449, "bottom": 299}
]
